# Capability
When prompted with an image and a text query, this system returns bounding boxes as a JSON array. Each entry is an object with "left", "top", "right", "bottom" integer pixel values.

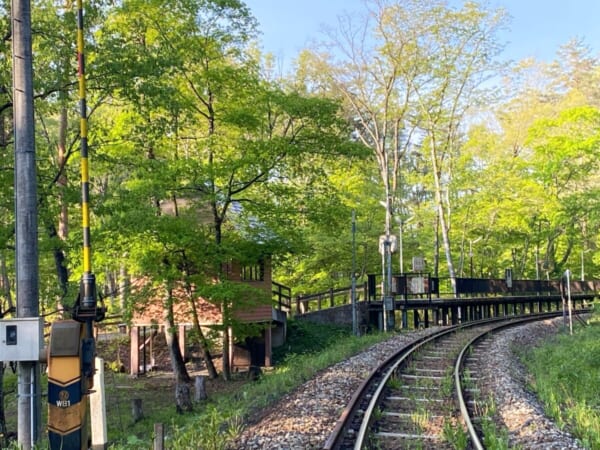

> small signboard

[
  {"left": 410, "top": 276, "right": 425, "bottom": 294},
  {"left": 505, "top": 268, "right": 513, "bottom": 289},
  {"left": 412, "top": 256, "right": 425, "bottom": 272},
  {"left": 383, "top": 296, "right": 394, "bottom": 311}
]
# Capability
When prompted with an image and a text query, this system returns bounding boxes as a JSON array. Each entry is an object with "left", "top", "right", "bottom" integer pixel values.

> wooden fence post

[
  {"left": 195, "top": 375, "right": 207, "bottom": 401},
  {"left": 154, "top": 423, "right": 164, "bottom": 450},
  {"left": 132, "top": 398, "right": 143, "bottom": 423}
]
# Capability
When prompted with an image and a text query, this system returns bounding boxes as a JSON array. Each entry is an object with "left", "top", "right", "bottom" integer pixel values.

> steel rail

[
  {"left": 323, "top": 325, "right": 458, "bottom": 449},
  {"left": 324, "top": 309, "right": 590, "bottom": 449},
  {"left": 454, "top": 310, "right": 590, "bottom": 450},
  {"left": 325, "top": 316, "right": 510, "bottom": 449},
  {"left": 351, "top": 325, "right": 466, "bottom": 449}
]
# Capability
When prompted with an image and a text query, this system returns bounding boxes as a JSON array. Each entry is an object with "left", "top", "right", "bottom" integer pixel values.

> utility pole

[
  {"left": 12, "top": 0, "right": 41, "bottom": 447},
  {"left": 351, "top": 211, "right": 358, "bottom": 336},
  {"left": 379, "top": 196, "right": 396, "bottom": 332}
]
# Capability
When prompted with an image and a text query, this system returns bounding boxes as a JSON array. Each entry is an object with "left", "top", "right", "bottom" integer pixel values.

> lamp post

[
  {"left": 535, "top": 217, "right": 550, "bottom": 280},
  {"left": 395, "top": 216, "right": 414, "bottom": 275},
  {"left": 469, "top": 237, "right": 482, "bottom": 278},
  {"left": 581, "top": 248, "right": 592, "bottom": 281},
  {"left": 378, "top": 235, "right": 394, "bottom": 332},
  {"left": 379, "top": 199, "right": 396, "bottom": 332}
]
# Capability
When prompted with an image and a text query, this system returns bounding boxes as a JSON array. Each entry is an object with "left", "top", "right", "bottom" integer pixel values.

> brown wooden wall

[{"left": 130, "top": 257, "right": 274, "bottom": 327}]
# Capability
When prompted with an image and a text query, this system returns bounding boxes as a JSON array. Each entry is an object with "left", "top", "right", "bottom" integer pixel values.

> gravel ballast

[{"left": 231, "top": 318, "right": 585, "bottom": 449}]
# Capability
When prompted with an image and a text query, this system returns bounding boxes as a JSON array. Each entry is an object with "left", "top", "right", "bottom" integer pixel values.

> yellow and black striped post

[
  {"left": 76, "top": 0, "right": 96, "bottom": 312},
  {"left": 48, "top": 3, "right": 103, "bottom": 448}
]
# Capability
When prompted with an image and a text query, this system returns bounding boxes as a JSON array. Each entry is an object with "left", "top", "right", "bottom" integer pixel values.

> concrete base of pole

[{"left": 91, "top": 357, "right": 108, "bottom": 449}]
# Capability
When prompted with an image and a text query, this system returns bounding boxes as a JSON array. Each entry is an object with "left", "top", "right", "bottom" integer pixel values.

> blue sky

[{"left": 244, "top": 0, "right": 600, "bottom": 67}]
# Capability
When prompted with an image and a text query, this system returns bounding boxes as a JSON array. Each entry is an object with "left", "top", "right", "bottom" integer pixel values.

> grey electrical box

[{"left": 0, "top": 318, "right": 43, "bottom": 362}]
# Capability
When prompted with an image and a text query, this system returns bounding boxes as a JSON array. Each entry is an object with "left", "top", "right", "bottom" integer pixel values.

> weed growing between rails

[
  {"left": 442, "top": 418, "right": 468, "bottom": 449},
  {"left": 462, "top": 368, "right": 513, "bottom": 449},
  {"left": 478, "top": 396, "right": 514, "bottom": 450}
]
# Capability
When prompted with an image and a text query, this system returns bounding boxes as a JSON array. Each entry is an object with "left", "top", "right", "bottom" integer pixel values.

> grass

[
  {"left": 271, "top": 318, "right": 352, "bottom": 362},
  {"left": 442, "top": 418, "right": 468, "bottom": 449},
  {"left": 478, "top": 396, "right": 514, "bottom": 450},
  {"left": 520, "top": 307, "right": 600, "bottom": 449},
  {"left": 144, "top": 320, "right": 390, "bottom": 449}
]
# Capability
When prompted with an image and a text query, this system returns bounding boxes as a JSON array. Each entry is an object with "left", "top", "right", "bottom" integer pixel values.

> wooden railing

[
  {"left": 295, "top": 283, "right": 369, "bottom": 315},
  {"left": 272, "top": 281, "right": 292, "bottom": 313}
]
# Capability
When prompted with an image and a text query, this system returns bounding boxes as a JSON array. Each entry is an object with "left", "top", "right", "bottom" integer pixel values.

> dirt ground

[
  {"left": 92, "top": 332, "right": 253, "bottom": 442},
  {"left": 95, "top": 331, "right": 250, "bottom": 401}
]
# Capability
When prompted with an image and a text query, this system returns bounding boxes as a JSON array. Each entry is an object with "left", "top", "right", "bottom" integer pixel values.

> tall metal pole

[
  {"left": 399, "top": 220, "right": 403, "bottom": 275},
  {"left": 351, "top": 211, "right": 358, "bottom": 336},
  {"left": 12, "top": 0, "right": 41, "bottom": 447},
  {"left": 380, "top": 246, "right": 387, "bottom": 332},
  {"left": 76, "top": 0, "right": 96, "bottom": 320},
  {"left": 384, "top": 196, "right": 395, "bottom": 330},
  {"left": 386, "top": 240, "right": 394, "bottom": 330}
]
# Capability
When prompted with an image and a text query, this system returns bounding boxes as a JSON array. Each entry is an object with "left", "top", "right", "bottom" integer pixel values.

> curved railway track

[{"left": 324, "top": 312, "right": 576, "bottom": 450}]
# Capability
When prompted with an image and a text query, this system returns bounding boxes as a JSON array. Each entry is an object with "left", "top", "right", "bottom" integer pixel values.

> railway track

[{"left": 324, "top": 312, "right": 572, "bottom": 450}]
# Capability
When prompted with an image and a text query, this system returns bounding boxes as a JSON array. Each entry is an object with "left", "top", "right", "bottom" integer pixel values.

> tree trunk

[
  {"left": 194, "top": 375, "right": 207, "bottom": 401},
  {"left": 192, "top": 304, "right": 219, "bottom": 379},
  {"left": 433, "top": 212, "right": 440, "bottom": 278},
  {"left": 212, "top": 216, "right": 232, "bottom": 381},
  {"left": 175, "top": 383, "right": 193, "bottom": 414},
  {"left": 57, "top": 105, "right": 68, "bottom": 241},
  {"left": 131, "top": 398, "right": 143, "bottom": 423},
  {"left": 119, "top": 264, "right": 129, "bottom": 310},
  {"left": 430, "top": 141, "right": 457, "bottom": 294},
  {"left": 45, "top": 219, "right": 69, "bottom": 301},
  {"left": 186, "top": 287, "right": 218, "bottom": 379},
  {"left": 0, "top": 254, "right": 14, "bottom": 314},
  {"left": 221, "top": 305, "right": 231, "bottom": 381},
  {"left": 164, "top": 289, "right": 190, "bottom": 383}
]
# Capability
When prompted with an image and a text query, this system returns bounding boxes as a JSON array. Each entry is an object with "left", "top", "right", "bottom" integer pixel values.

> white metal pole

[
  {"left": 565, "top": 270, "right": 573, "bottom": 335},
  {"left": 351, "top": 211, "right": 358, "bottom": 336},
  {"left": 399, "top": 220, "right": 403, "bottom": 275},
  {"left": 386, "top": 241, "right": 393, "bottom": 330},
  {"left": 381, "top": 247, "right": 387, "bottom": 332}
]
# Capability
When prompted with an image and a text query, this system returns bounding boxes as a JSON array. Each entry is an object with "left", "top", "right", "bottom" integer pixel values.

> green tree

[
  {"left": 93, "top": 0, "right": 360, "bottom": 380},
  {"left": 298, "top": 0, "right": 507, "bottom": 292},
  {"left": 526, "top": 106, "right": 600, "bottom": 276}
]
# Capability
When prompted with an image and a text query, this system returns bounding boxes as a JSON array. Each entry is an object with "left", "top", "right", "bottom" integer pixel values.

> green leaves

[{"left": 528, "top": 106, "right": 600, "bottom": 193}]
